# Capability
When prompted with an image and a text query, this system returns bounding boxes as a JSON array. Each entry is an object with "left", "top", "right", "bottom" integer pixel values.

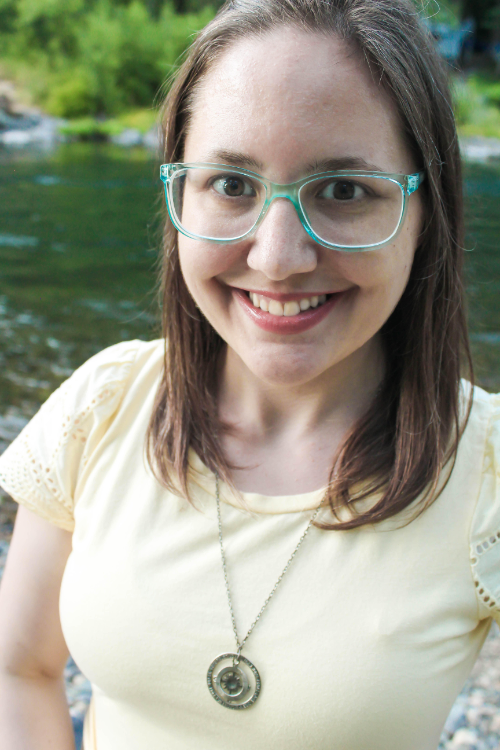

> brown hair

[{"left": 146, "top": 0, "right": 473, "bottom": 530}]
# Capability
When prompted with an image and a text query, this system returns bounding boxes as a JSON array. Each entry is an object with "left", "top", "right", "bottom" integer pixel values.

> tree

[{"left": 462, "top": 0, "right": 500, "bottom": 45}]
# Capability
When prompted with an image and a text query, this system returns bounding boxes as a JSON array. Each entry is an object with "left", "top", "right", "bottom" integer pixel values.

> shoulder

[
  {"left": 28, "top": 338, "right": 165, "bottom": 447},
  {"left": 460, "top": 382, "right": 500, "bottom": 621},
  {"left": 60, "top": 338, "right": 164, "bottom": 401},
  {"left": 0, "top": 339, "right": 164, "bottom": 531},
  {"left": 458, "top": 380, "right": 498, "bottom": 456}
]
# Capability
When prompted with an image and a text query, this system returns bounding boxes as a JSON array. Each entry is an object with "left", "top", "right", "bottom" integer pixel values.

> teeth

[
  {"left": 284, "top": 301, "right": 300, "bottom": 317},
  {"left": 268, "top": 300, "right": 284, "bottom": 316},
  {"left": 247, "top": 291, "right": 330, "bottom": 317}
]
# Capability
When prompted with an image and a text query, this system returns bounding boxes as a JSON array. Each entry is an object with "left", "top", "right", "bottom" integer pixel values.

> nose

[{"left": 246, "top": 198, "right": 318, "bottom": 281}]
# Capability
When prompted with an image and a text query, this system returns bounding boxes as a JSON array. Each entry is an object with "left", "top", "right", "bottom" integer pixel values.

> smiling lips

[
  {"left": 249, "top": 291, "right": 328, "bottom": 316},
  {"left": 233, "top": 288, "right": 346, "bottom": 334}
]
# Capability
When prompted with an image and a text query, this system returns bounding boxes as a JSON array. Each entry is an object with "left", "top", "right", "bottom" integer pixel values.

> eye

[
  {"left": 211, "top": 175, "right": 256, "bottom": 198},
  {"left": 317, "top": 180, "right": 365, "bottom": 201}
]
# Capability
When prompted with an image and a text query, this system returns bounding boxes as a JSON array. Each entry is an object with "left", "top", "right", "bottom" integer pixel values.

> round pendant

[{"left": 207, "top": 653, "right": 261, "bottom": 709}]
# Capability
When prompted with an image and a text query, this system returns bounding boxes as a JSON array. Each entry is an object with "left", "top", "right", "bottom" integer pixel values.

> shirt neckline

[{"left": 187, "top": 449, "right": 327, "bottom": 514}]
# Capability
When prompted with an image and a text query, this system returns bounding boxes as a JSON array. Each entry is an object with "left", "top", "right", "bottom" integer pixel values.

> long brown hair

[{"left": 146, "top": 0, "right": 473, "bottom": 530}]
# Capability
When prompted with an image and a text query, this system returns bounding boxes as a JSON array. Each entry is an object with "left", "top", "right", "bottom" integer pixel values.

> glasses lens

[
  {"left": 169, "top": 167, "right": 265, "bottom": 240},
  {"left": 299, "top": 175, "right": 404, "bottom": 248}
]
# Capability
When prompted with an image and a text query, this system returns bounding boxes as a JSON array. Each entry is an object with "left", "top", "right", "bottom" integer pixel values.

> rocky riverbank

[
  {"left": 0, "top": 82, "right": 499, "bottom": 162},
  {"left": 0, "top": 81, "right": 159, "bottom": 152}
]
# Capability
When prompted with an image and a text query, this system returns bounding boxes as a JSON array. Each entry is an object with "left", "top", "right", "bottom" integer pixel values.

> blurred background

[{"left": 0, "top": 1, "right": 499, "bottom": 748}]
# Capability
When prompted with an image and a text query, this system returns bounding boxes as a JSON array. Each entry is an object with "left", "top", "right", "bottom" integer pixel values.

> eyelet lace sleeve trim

[
  {"left": 470, "top": 392, "right": 500, "bottom": 622},
  {"left": 0, "top": 341, "right": 142, "bottom": 531},
  {"left": 471, "top": 533, "right": 500, "bottom": 613}
]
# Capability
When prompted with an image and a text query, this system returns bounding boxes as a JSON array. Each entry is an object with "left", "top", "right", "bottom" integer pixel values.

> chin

[{"left": 240, "top": 350, "right": 331, "bottom": 387}]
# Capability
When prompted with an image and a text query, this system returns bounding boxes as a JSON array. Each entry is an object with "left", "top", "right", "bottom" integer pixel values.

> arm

[{"left": 0, "top": 505, "right": 76, "bottom": 749}]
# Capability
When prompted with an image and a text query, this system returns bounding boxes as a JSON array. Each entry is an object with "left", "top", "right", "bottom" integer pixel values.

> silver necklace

[{"left": 207, "top": 473, "right": 323, "bottom": 710}]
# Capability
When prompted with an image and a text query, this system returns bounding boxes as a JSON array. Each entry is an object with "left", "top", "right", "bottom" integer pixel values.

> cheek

[
  {"left": 178, "top": 238, "right": 229, "bottom": 288},
  {"left": 344, "top": 198, "right": 422, "bottom": 300},
  {"left": 178, "top": 237, "right": 247, "bottom": 317}
]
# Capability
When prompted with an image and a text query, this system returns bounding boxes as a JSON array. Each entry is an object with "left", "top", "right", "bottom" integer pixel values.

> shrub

[
  {"left": 45, "top": 70, "right": 97, "bottom": 118},
  {"left": 452, "top": 75, "right": 500, "bottom": 139},
  {"left": 0, "top": 0, "right": 216, "bottom": 117}
]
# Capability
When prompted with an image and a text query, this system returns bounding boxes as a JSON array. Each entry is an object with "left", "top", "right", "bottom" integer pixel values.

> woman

[{"left": 0, "top": 1, "right": 498, "bottom": 748}]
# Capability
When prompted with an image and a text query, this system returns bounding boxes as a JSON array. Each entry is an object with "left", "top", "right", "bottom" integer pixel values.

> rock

[
  {"left": 490, "top": 713, "right": 500, "bottom": 733},
  {"left": 0, "top": 116, "right": 65, "bottom": 148},
  {"left": 1, "top": 129, "right": 32, "bottom": 146},
  {"left": 443, "top": 700, "right": 467, "bottom": 735},
  {"left": 143, "top": 125, "right": 160, "bottom": 152},
  {"left": 0, "top": 412, "right": 28, "bottom": 443},
  {"left": 460, "top": 137, "right": 500, "bottom": 163},
  {"left": 111, "top": 128, "right": 143, "bottom": 147},
  {"left": 69, "top": 700, "right": 90, "bottom": 718},
  {"left": 448, "top": 727, "right": 479, "bottom": 747}
]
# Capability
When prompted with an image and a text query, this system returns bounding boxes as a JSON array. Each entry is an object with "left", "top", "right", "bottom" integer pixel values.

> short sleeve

[
  {"left": 0, "top": 340, "right": 142, "bottom": 532},
  {"left": 470, "top": 392, "right": 500, "bottom": 624}
]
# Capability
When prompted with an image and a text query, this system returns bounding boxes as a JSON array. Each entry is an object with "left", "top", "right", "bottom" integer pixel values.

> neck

[{"left": 218, "top": 336, "right": 385, "bottom": 443}]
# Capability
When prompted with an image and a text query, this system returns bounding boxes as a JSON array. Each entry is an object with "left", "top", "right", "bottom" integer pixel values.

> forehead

[{"left": 185, "top": 26, "right": 414, "bottom": 177}]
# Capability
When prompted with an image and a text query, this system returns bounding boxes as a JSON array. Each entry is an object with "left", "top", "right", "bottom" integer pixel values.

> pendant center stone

[{"left": 207, "top": 653, "right": 262, "bottom": 710}]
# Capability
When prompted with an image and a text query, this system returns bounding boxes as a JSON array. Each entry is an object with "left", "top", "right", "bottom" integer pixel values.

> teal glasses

[{"left": 160, "top": 162, "right": 425, "bottom": 252}]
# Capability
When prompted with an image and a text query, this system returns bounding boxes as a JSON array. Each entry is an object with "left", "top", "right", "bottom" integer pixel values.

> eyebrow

[
  {"left": 198, "top": 150, "right": 385, "bottom": 175},
  {"left": 306, "top": 156, "right": 385, "bottom": 173},
  {"left": 202, "top": 150, "right": 264, "bottom": 171}
]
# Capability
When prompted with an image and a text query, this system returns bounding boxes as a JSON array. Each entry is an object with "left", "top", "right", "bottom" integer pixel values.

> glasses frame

[{"left": 160, "top": 162, "right": 425, "bottom": 253}]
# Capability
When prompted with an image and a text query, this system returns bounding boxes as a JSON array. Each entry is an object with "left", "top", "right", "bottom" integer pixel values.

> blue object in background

[
  {"left": 72, "top": 715, "right": 84, "bottom": 750},
  {"left": 425, "top": 18, "right": 475, "bottom": 63}
]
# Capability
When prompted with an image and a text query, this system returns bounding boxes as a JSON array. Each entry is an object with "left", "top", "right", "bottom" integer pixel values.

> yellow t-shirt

[{"left": 0, "top": 339, "right": 499, "bottom": 750}]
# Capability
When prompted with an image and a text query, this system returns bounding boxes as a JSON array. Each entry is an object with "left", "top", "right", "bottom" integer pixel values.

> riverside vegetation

[
  {"left": 0, "top": 0, "right": 500, "bottom": 141},
  {"left": 0, "top": 0, "right": 218, "bottom": 138}
]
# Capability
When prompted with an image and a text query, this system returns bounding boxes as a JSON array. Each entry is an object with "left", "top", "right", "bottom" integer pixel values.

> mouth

[
  {"left": 232, "top": 287, "right": 347, "bottom": 334},
  {"left": 244, "top": 290, "right": 331, "bottom": 317}
]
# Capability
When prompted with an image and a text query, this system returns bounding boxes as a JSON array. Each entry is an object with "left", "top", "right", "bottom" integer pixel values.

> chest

[{"left": 60, "top": 410, "right": 489, "bottom": 750}]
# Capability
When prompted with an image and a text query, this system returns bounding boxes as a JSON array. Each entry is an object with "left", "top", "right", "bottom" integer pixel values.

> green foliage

[
  {"left": 59, "top": 117, "right": 124, "bottom": 139},
  {"left": 431, "top": 0, "right": 463, "bottom": 28},
  {"left": 117, "top": 108, "right": 158, "bottom": 132},
  {"left": 0, "top": 0, "right": 18, "bottom": 35},
  {"left": 412, "top": 0, "right": 462, "bottom": 28},
  {"left": 484, "top": 5, "right": 500, "bottom": 32},
  {"left": 0, "top": 0, "right": 216, "bottom": 117},
  {"left": 45, "top": 70, "right": 96, "bottom": 118},
  {"left": 453, "top": 75, "right": 500, "bottom": 139},
  {"left": 462, "top": 0, "right": 500, "bottom": 35}
]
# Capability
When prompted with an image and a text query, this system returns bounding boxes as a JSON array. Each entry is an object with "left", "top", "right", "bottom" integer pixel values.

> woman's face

[{"left": 178, "top": 27, "right": 423, "bottom": 387}]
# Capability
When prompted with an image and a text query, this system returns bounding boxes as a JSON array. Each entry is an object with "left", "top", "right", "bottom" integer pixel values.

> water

[
  {"left": 0, "top": 143, "right": 161, "bottom": 426},
  {"left": 465, "top": 164, "right": 500, "bottom": 392},
  {"left": 0, "top": 143, "right": 499, "bottom": 429}
]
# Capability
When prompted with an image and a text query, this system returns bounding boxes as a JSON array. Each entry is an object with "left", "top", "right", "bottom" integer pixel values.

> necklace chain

[{"left": 215, "top": 473, "right": 323, "bottom": 661}]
